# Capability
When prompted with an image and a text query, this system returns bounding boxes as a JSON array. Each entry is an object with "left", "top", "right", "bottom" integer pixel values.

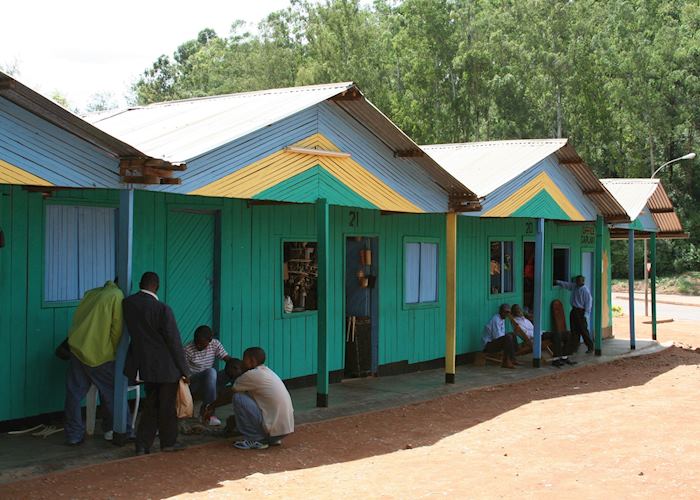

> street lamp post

[{"left": 644, "top": 152, "right": 696, "bottom": 316}]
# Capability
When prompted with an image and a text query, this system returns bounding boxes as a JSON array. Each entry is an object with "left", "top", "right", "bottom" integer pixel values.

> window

[
  {"left": 44, "top": 205, "right": 116, "bottom": 302},
  {"left": 552, "top": 247, "right": 570, "bottom": 283},
  {"left": 490, "top": 241, "right": 514, "bottom": 294},
  {"left": 405, "top": 242, "right": 438, "bottom": 304},
  {"left": 283, "top": 241, "right": 318, "bottom": 313}
]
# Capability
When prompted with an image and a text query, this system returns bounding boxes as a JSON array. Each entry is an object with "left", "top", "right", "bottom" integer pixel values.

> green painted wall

[
  {"left": 1, "top": 185, "right": 613, "bottom": 422},
  {"left": 0, "top": 187, "right": 448, "bottom": 420},
  {"left": 0, "top": 186, "right": 119, "bottom": 420},
  {"left": 455, "top": 216, "right": 608, "bottom": 354}
]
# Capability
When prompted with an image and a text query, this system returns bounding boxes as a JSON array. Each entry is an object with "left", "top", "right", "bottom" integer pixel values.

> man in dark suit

[{"left": 123, "top": 272, "right": 189, "bottom": 454}]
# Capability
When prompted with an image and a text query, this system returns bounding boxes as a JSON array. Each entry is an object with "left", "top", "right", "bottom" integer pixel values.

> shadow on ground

[{"left": 1, "top": 344, "right": 698, "bottom": 499}]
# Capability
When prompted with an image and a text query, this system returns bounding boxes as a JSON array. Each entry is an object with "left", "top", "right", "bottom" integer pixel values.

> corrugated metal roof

[
  {"left": 89, "top": 82, "right": 478, "bottom": 205},
  {"left": 88, "top": 83, "right": 355, "bottom": 163},
  {"left": 422, "top": 139, "right": 628, "bottom": 221},
  {"left": 601, "top": 178, "right": 686, "bottom": 238},
  {"left": 422, "top": 139, "right": 566, "bottom": 197},
  {"left": 600, "top": 179, "right": 659, "bottom": 221}
]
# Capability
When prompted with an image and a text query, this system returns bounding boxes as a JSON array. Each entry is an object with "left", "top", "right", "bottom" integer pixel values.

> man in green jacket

[{"left": 64, "top": 280, "right": 124, "bottom": 445}]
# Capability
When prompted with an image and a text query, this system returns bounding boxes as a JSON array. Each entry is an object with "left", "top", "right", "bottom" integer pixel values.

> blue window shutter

[
  {"left": 419, "top": 243, "right": 438, "bottom": 302},
  {"left": 77, "top": 207, "right": 116, "bottom": 297},
  {"left": 45, "top": 205, "right": 79, "bottom": 302},
  {"left": 405, "top": 243, "right": 420, "bottom": 304},
  {"left": 44, "top": 205, "right": 116, "bottom": 302}
]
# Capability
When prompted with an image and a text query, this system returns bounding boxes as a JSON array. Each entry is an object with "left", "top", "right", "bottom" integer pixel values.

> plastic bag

[{"left": 176, "top": 378, "right": 193, "bottom": 419}]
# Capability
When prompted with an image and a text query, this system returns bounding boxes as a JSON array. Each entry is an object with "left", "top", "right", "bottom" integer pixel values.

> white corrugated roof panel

[
  {"left": 600, "top": 179, "right": 660, "bottom": 221},
  {"left": 421, "top": 139, "right": 567, "bottom": 197},
  {"left": 87, "top": 82, "right": 355, "bottom": 163}
]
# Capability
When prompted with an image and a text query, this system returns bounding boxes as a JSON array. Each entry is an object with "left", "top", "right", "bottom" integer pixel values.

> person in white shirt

[
  {"left": 555, "top": 275, "right": 594, "bottom": 353},
  {"left": 231, "top": 347, "right": 294, "bottom": 450},
  {"left": 184, "top": 325, "right": 232, "bottom": 426},
  {"left": 511, "top": 304, "right": 576, "bottom": 368},
  {"left": 482, "top": 304, "right": 518, "bottom": 369}
]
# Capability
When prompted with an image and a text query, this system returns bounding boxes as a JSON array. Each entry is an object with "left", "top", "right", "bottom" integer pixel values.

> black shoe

[
  {"left": 162, "top": 442, "right": 186, "bottom": 452},
  {"left": 135, "top": 447, "right": 150, "bottom": 456},
  {"left": 64, "top": 439, "right": 84, "bottom": 447},
  {"left": 586, "top": 347, "right": 594, "bottom": 354},
  {"left": 551, "top": 359, "right": 564, "bottom": 368},
  {"left": 562, "top": 358, "right": 577, "bottom": 365}
]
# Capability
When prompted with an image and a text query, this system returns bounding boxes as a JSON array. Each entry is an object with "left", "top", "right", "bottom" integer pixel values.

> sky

[{"left": 1, "top": 0, "right": 293, "bottom": 111}]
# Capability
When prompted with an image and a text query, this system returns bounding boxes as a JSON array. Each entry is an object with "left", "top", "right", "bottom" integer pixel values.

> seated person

[
  {"left": 482, "top": 304, "right": 518, "bottom": 369},
  {"left": 511, "top": 304, "right": 576, "bottom": 367},
  {"left": 232, "top": 347, "right": 294, "bottom": 450},
  {"left": 510, "top": 304, "right": 534, "bottom": 352},
  {"left": 184, "top": 325, "right": 233, "bottom": 425}
]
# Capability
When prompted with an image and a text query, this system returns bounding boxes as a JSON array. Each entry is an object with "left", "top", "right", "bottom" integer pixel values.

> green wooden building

[
  {"left": 1, "top": 72, "right": 685, "bottom": 428},
  {"left": 423, "top": 140, "right": 630, "bottom": 373},
  {"left": 1, "top": 74, "right": 483, "bottom": 423}
]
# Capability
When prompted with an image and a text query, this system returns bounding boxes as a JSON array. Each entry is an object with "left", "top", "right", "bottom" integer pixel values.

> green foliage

[{"left": 131, "top": 0, "right": 700, "bottom": 271}]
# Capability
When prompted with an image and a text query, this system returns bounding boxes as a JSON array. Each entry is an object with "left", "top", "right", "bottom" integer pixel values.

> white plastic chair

[{"left": 86, "top": 384, "right": 140, "bottom": 435}]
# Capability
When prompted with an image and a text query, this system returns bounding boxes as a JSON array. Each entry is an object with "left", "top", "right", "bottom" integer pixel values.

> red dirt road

[{"left": 2, "top": 319, "right": 700, "bottom": 499}]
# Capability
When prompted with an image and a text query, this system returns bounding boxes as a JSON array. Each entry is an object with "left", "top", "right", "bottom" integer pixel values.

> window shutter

[{"left": 419, "top": 243, "right": 438, "bottom": 302}]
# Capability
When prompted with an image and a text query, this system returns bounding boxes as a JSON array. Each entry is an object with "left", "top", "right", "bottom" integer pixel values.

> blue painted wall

[{"left": 0, "top": 97, "right": 120, "bottom": 188}]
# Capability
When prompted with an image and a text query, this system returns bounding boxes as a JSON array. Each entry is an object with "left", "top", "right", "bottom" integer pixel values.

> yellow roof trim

[
  {"left": 0, "top": 159, "right": 53, "bottom": 186},
  {"left": 189, "top": 133, "right": 423, "bottom": 213},
  {"left": 484, "top": 171, "right": 584, "bottom": 220}
]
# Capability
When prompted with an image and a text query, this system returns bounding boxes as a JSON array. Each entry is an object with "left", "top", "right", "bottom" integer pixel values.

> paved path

[{"left": 613, "top": 296, "right": 700, "bottom": 322}]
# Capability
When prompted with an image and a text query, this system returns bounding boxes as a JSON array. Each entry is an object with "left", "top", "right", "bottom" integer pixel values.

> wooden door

[{"left": 165, "top": 209, "right": 217, "bottom": 343}]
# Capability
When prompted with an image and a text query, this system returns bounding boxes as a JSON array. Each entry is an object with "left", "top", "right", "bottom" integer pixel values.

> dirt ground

[{"left": 2, "top": 318, "right": 699, "bottom": 499}]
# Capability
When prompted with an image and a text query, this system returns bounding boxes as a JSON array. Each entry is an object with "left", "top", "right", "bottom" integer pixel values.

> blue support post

[
  {"left": 532, "top": 218, "right": 545, "bottom": 368},
  {"left": 594, "top": 215, "right": 604, "bottom": 356},
  {"left": 628, "top": 228, "right": 636, "bottom": 350},
  {"left": 113, "top": 188, "right": 133, "bottom": 443},
  {"left": 316, "top": 198, "right": 330, "bottom": 407},
  {"left": 650, "top": 233, "right": 657, "bottom": 341}
]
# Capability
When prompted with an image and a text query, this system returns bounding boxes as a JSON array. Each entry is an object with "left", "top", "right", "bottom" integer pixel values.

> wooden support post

[
  {"left": 445, "top": 212, "right": 457, "bottom": 383},
  {"left": 651, "top": 232, "right": 657, "bottom": 341},
  {"left": 316, "top": 198, "right": 330, "bottom": 407},
  {"left": 628, "top": 228, "right": 636, "bottom": 350},
  {"left": 113, "top": 188, "right": 133, "bottom": 444},
  {"left": 532, "top": 218, "right": 545, "bottom": 368},
  {"left": 594, "top": 215, "right": 604, "bottom": 356}
]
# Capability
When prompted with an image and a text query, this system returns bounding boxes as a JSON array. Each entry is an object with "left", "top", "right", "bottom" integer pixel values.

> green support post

[
  {"left": 316, "top": 198, "right": 330, "bottom": 407},
  {"left": 628, "top": 228, "right": 636, "bottom": 350},
  {"left": 650, "top": 233, "right": 657, "bottom": 341},
  {"left": 594, "top": 215, "right": 604, "bottom": 356}
]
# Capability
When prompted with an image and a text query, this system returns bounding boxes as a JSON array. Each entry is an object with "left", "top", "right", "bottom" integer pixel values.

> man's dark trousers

[
  {"left": 484, "top": 334, "right": 516, "bottom": 360},
  {"left": 137, "top": 382, "right": 179, "bottom": 450},
  {"left": 570, "top": 307, "right": 594, "bottom": 351},
  {"left": 542, "top": 331, "right": 566, "bottom": 357}
]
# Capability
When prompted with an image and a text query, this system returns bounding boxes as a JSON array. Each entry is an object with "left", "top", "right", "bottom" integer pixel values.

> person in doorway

[
  {"left": 555, "top": 275, "right": 595, "bottom": 353},
  {"left": 184, "top": 325, "right": 233, "bottom": 426},
  {"left": 510, "top": 304, "right": 576, "bottom": 367},
  {"left": 231, "top": 347, "right": 294, "bottom": 450},
  {"left": 123, "top": 272, "right": 190, "bottom": 455},
  {"left": 63, "top": 279, "right": 125, "bottom": 446},
  {"left": 482, "top": 304, "right": 519, "bottom": 369}
]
